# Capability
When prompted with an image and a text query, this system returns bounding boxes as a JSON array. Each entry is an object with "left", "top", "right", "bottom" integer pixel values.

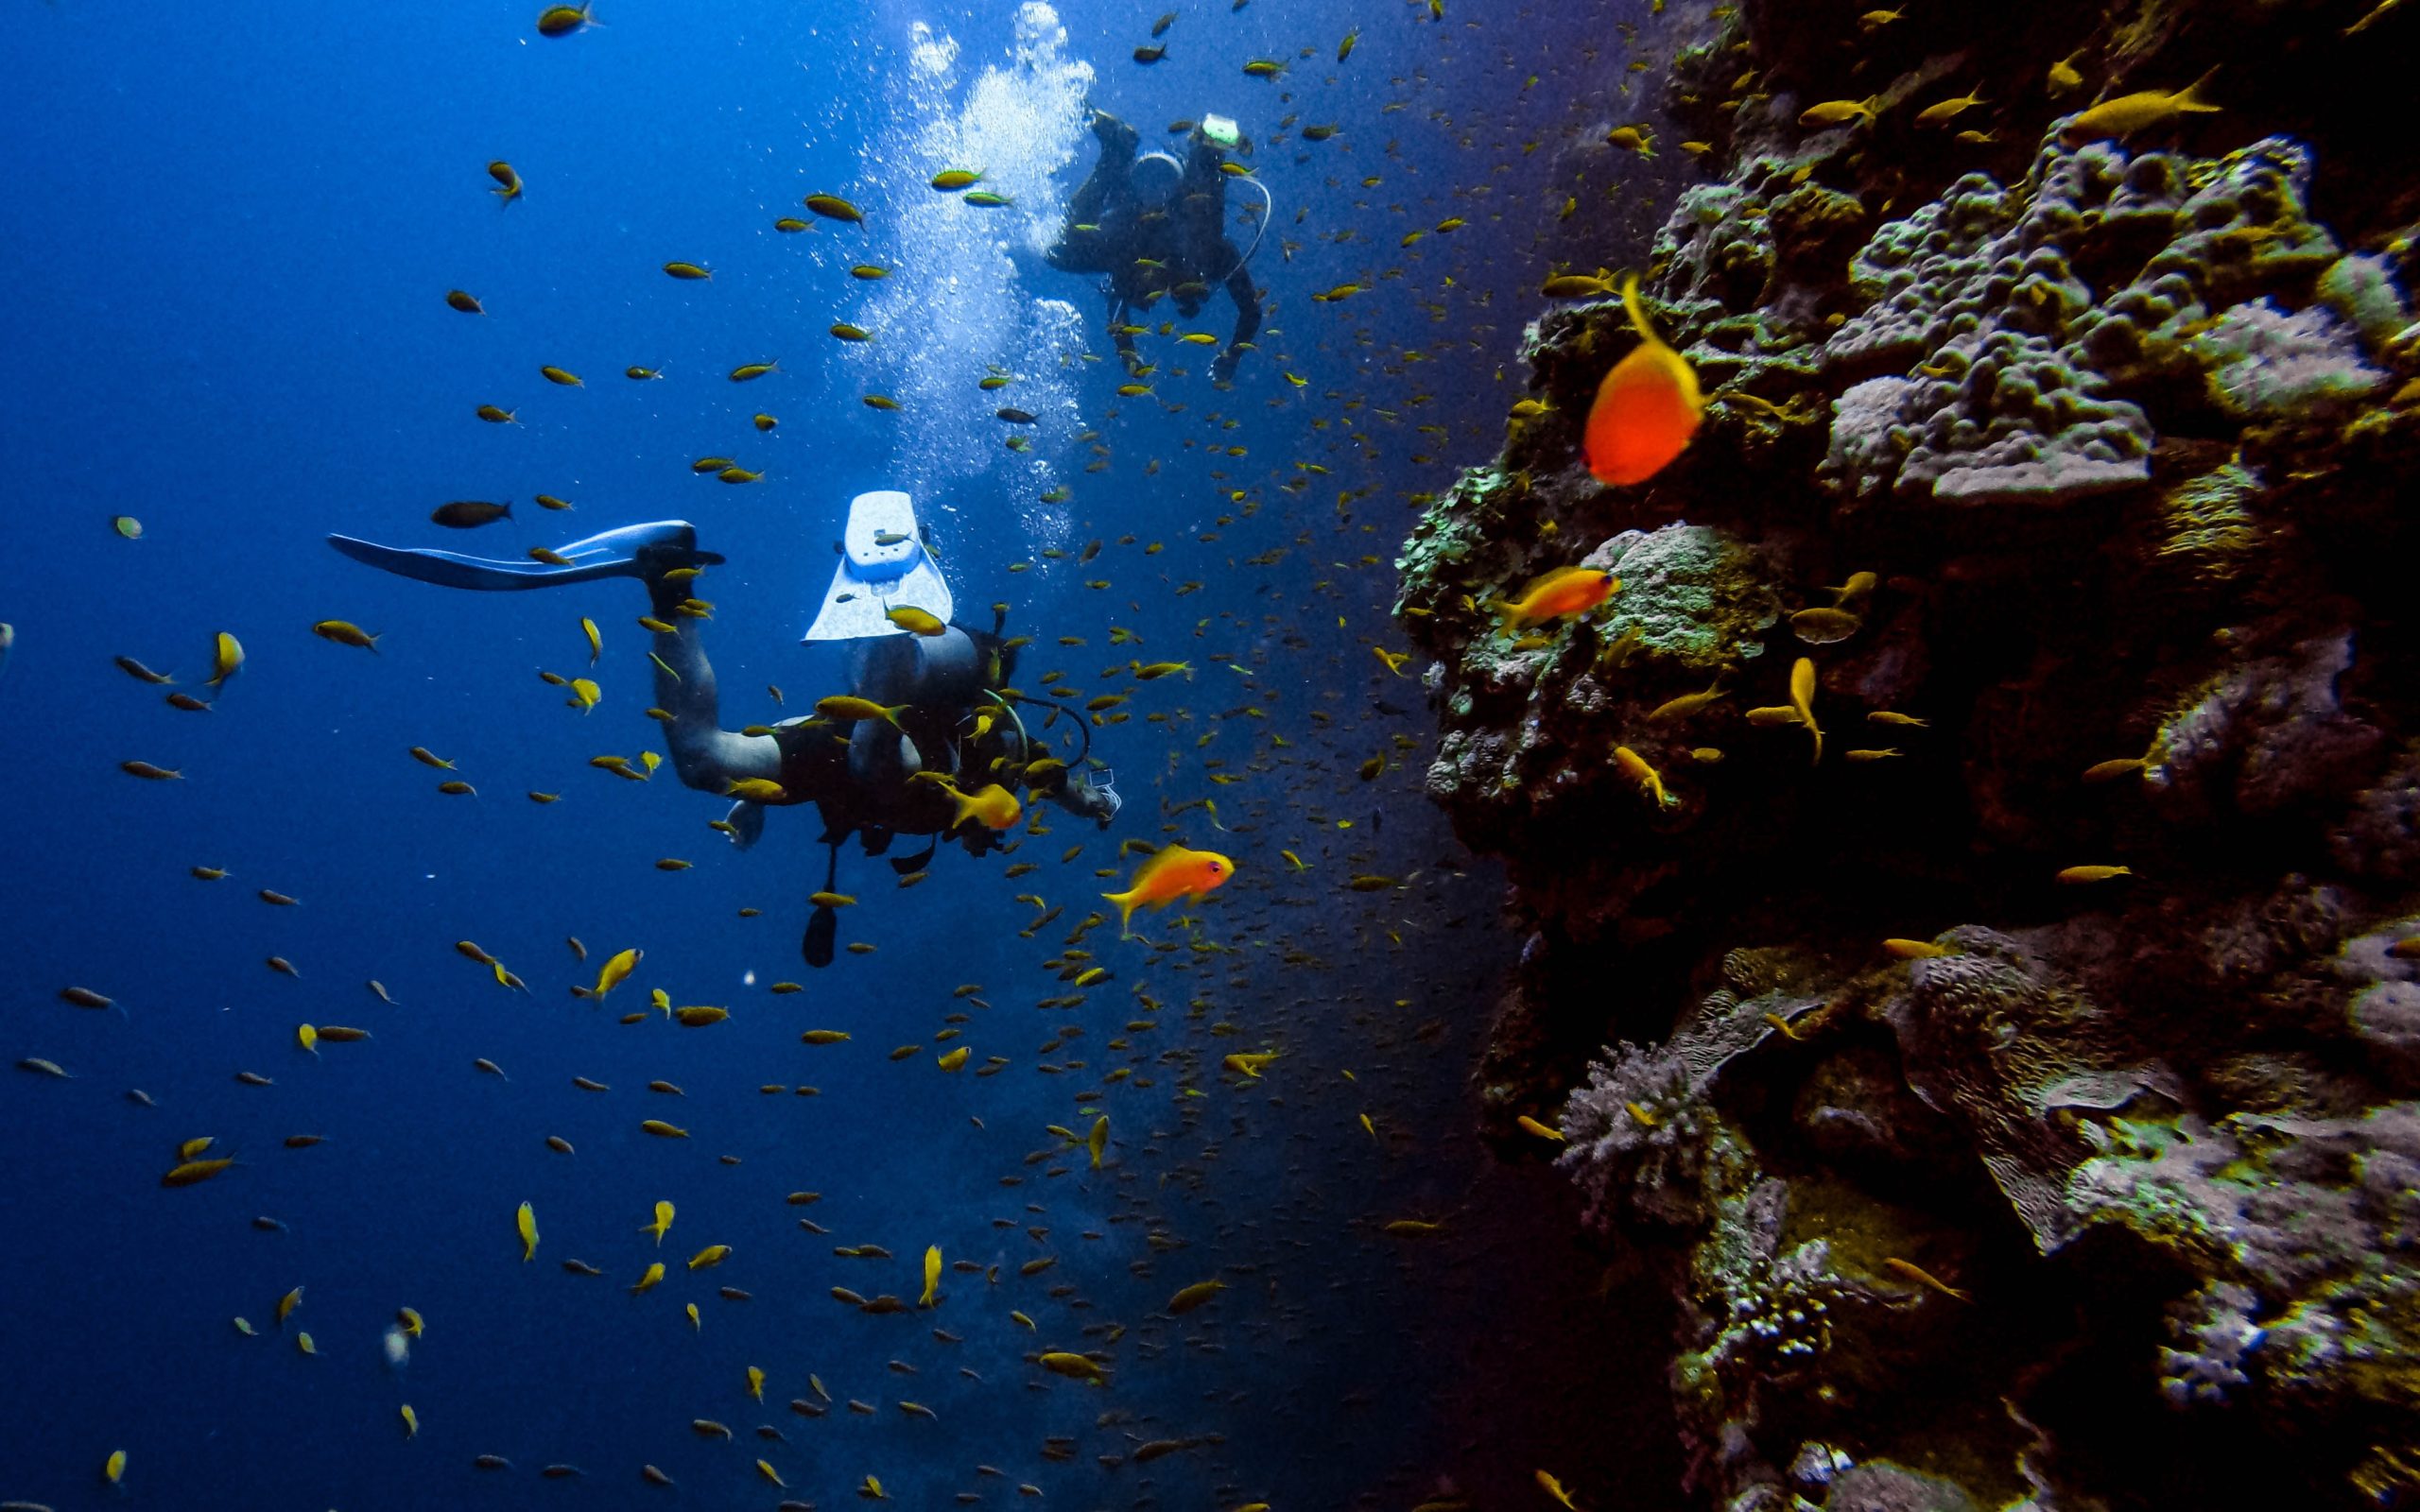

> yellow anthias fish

[
  {"left": 516, "top": 1201, "right": 538, "bottom": 1262},
  {"left": 1613, "top": 746, "right": 1675, "bottom": 809},
  {"left": 2059, "top": 69, "right": 2219, "bottom": 144},
  {"left": 631, "top": 1262, "right": 666, "bottom": 1294},
  {"left": 208, "top": 630, "right": 245, "bottom": 688},
  {"left": 815, "top": 695, "right": 908, "bottom": 728},
  {"left": 1102, "top": 843, "right": 1235, "bottom": 936},
  {"left": 688, "top": 1244, "right": 731, "bottom": 1270},
  {"left": 1789, "top": 657, "right": 1821, "bottom": 763},
  {"left": 921, "top": 1246, "right": 942, "bottom": 1308},
  {"left": 593, "top": 947, "right": 641, "bottom": 998},
  {"left": 1037, "top": 1351, "right": 1106, "bottom": 1384},
  {"left": 942, "top": 781, "right": 1022, "bottom": 832},
  {"left": 2056, "top": 864, "right": 2135, "bottom": 885},
  {"left": 1086, "top": 1115, "right": 1109, "bottom": 1170},
  {"left": 885, "top": 606, "right": 947, "bottom": 636},
  {"left": 643, "top": 1200, "right": 673, "bottom": 1245},
  {"left": 747, "top": 1365, "right": 765, "bottom": 1400},
  {"left": 1798, "top": 95, "right": 1881, "bottom": 128},
  {"left": 106, "top": 1449, "right": 127, "bottom": 1484},
  {"left": 580, "top": 616, "right": 601, "bottom": 663},
  {"left": 312, "top": 620, "right": 379, "bottom": 651},
  {"left": 1223, "top": 1050, "right": 1279, "bottom": 1078}
]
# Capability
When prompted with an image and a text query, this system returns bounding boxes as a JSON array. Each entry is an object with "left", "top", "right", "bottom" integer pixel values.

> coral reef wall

[{"left": 1398, "top": 1, "right": 2420, "bottom": 1507}]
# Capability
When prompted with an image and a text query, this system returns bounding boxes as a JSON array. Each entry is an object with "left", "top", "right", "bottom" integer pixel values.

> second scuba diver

[
  {"left": 1046, "top": 109, "right": 1266, "bottom": 385},
  {"left": 329, "top": 492, "right": 1121, "bottom": 965}
]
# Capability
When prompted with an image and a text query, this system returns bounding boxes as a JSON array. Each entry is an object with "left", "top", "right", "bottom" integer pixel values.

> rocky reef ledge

[{"left": 1399, "top": 2, "right": 2420, "bottom": 1506}]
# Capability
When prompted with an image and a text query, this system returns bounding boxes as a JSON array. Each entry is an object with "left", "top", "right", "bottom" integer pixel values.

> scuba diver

[
  {"left": 1046, "top": 108, "right": 1267, "bottom": 385},
  {"left": 328, "top": 491, "right": 1121, "bottom": 966}
]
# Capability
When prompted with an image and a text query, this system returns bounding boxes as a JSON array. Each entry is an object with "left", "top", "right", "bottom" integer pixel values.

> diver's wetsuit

[
  {"left": 1047, "top": 113, "right": 1263, "bottom": 383},
  {"left": 639, "top": 558, "right": 1115, "bottom": 858},
  {"left": 325, "top": 517, "right": 1117, "bottom": 966}
]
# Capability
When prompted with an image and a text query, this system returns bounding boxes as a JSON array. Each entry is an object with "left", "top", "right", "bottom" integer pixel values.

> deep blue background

[{"left": 0, "top": 2, "right": 1691, "bottom": 1507}]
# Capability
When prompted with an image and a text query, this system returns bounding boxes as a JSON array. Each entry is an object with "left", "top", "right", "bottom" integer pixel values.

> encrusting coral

[{"left": 1397, "top": 1, "right": 2420, "bottom": 1506}]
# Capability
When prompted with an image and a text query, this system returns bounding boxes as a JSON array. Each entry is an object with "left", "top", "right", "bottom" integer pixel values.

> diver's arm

[
  {"left": 1047, "top": 770, "right": 1121, "bottom": 830},
  {"left": 1213, "top": 260, "right": 1261, "bottom": 382},
  {"left": 647, "top": 577, "right": 784, "bottom": 793}
]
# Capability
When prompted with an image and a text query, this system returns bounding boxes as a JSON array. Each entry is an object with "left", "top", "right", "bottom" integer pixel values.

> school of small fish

[{"left": 9, "top": 0, "right": 2271, "bottom": 1504}]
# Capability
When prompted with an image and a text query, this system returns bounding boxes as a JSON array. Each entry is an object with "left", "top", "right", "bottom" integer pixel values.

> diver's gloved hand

[
  {"left": 636, "top": 532, "right": 717, "bottom": 616},
  {"left": 722, "top": 799, "right": 767, "bottom": 851},
  {"left": 1063, "top": 771, "right": 1121, "bottom": 830}
]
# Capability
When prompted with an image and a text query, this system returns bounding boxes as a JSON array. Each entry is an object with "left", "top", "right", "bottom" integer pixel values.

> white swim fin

[{"left": 801, "top": 490, "right": 954, "bottom": 642}]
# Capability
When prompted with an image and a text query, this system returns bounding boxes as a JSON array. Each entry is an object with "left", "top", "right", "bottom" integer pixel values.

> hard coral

[
  {"left": 2146, "top": 630, "right": 2384, "bottom": 823},
  {"left": 1588, "top": 524, "right": 1782, "bottom": 675},
  {"left": 1879, "top": 928, "right": 2180, "bottom": 1253},
  {"left": 2192, "top": 299, "right": 2387, "bottom": 421},
  {"left": 2074, "top": 1104, "right": 2420, "bottom": 1437},
  {"left": 1821, "top": 132, "right": 2360, "bottom": 509}
]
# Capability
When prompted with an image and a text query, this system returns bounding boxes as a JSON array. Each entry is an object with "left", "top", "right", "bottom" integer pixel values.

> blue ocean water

[{"left": 0, "top": 2, "right": 1685, "bottom": 1507}]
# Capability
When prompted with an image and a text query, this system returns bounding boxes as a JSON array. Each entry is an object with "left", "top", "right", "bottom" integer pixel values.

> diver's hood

[
  {"left": 1132, "top": 151, "right": 1183, "bottom": 206},
  {"left": 801, "top": 490, "right": 955, "bottom": 643}
]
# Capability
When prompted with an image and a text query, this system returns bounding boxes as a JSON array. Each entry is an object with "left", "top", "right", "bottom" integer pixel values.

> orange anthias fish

[
  {"left": 1494, "top": 566, "right": 1617, "bottom": 634},
  {"left": 1583, "top": 274, "right": 1703, "bottom": 486},
  {"left": 1103, "top": 843, "right": 1235, "bottom": 936}
]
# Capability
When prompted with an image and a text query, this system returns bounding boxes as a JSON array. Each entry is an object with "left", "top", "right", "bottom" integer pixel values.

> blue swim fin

[{"left": 327, "top": 521, "right": 722, "bottom": 591}]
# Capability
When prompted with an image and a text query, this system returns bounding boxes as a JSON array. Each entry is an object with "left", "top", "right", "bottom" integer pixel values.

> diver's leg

[
  {"left": 838, "top": 635, "right": 924, "bottom": 789},
  {"left": 643, "top": 560, "right": 784, "bottom": 794},
  {"left": 1212, "top": 257, "right": 1261, "bottom": 384},
  {"left": 327, "top": 520, "right": 720, "bottom": 591},
  {"left": 1049, "top": 112, "right": 1141, "bottom": 270}
]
